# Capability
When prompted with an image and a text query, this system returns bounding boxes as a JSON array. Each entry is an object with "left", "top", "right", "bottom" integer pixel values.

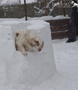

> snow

[
  {"left": 29, "top": 38, "right": 78, "bottom": 90},
  {"left": 0, "top": 16, "right": 78, "bottom": 90},
  {"left": 0, "top": 18, "right": 56, "bottom": 90},
  {"left": 73, "top": 2, "right": 78, "bottom": 8},
  {"left": 21, "top": 0, "right": 37, "bottom": 4},
  {"left": 0, "top": 15, "right": 70, "bottom": 22},
  {"left": 0, "top": 0, "right": 37, "bottom": 5},
  {"left": 0, "top": 0, "right": 20, "bottom": 5},
  {"left": 20, "top": 15, "right": 70, "bottom": 21},
  {"left": 71, "top": 1, "right": 78, "bottom": 8}
]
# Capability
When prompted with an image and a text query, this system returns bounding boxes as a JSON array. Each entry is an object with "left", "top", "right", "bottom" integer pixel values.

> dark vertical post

[
  {"left": 62, "top": 0, "right": 66, "bottom": 16},
  {"left": 44, "top": 0, "right": 47, "bottom": 16},
  {"left": 59, "top": 0, "right": 62, "bottom": 15},
  {"left": 24, "top": 0, "right": 27, "bottom": 20}
]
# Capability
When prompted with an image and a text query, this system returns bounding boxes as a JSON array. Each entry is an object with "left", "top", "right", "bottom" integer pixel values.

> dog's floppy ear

[{"left": 16, "top": 33, "right": 19, "bottom": 37}]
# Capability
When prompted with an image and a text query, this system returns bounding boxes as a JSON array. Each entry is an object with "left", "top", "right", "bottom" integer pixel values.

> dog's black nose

[{"left": 38, "top": 48, "right": 41, "bottom": 52}]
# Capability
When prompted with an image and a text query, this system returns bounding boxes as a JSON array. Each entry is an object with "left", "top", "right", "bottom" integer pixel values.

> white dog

[{"left": 15, "top": 30, "right": 44, "bottom": 56}]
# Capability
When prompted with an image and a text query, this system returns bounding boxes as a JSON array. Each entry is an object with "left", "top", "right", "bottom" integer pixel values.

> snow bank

[
  {"left": 0, "top": 20, "right": 56, "bottom": 86},
  {"left": 20, "top": 15, "right": 70, "bottom": 21}
]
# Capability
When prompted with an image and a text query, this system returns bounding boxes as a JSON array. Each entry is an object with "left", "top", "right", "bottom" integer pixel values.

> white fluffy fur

[{"left": 15, "top": 30, "right": 44, "bottom": 56}]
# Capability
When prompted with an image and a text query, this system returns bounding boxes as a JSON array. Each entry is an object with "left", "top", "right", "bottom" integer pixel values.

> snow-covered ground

[
  {"left": 22, "top": 15, "right": 70, "bottom": 21},
  {"left": 0, "top": 16, "right": 78, "bottom": 90},
  {"left": 0, "top": 0, "right": 37, "bottom": 5},
  {"left": 31, "top": 38, "right": 78, "bottom": 90},
  {"left": 21, "top": 0, "right": 37, "bottom": 4}
]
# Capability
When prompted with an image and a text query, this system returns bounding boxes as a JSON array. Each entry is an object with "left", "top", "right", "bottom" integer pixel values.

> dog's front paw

[
  {"left": 31, "top": 49, "right": 35, "bottom": 52},
  {"left": 22, "top": 52, "right": 28, "bottom": 56}
]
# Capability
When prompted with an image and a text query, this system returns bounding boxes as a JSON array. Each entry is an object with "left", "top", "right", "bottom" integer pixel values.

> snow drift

[{"left": 0, "top": 20, "right": 56, "bottom": 86}]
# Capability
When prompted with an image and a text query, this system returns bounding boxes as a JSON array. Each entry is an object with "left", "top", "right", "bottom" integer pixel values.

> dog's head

[{"left": 29, "top": 37, "right": 44, "bottom": 52}]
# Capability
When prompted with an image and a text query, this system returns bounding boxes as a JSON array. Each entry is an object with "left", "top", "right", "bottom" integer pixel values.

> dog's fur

[{"left": 15, "top": 30, "right": 44, "bottom": 56}]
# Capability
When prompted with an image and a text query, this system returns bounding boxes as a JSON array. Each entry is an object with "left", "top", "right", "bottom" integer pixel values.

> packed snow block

[
  {"left": 0, "top": 25, "right": 15, "bottom": 58},
  {"left": 0, "top": 20, "right": 56, "bottom": 86},
  {"left": 0, "top": 25, "right": 16, "bottom": 84},
  {"left": 0, "top": 25, "right": 14, "bottom": 40},
  {"left": 0, "top": 21, "right": 31, "bottom": 32}
]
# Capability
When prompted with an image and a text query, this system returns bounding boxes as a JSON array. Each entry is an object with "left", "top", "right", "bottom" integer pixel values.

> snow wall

[{"left": 0, "top": 20, "right": 56, "bottom": 86}]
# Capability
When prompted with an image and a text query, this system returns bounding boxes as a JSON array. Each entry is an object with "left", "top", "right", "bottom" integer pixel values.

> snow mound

[
  {"left": 22, "top": 15, "right": 70, "bottom": 21},
  {"left": 0, "top": 20, "right": 56, "bottom": 87}
]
